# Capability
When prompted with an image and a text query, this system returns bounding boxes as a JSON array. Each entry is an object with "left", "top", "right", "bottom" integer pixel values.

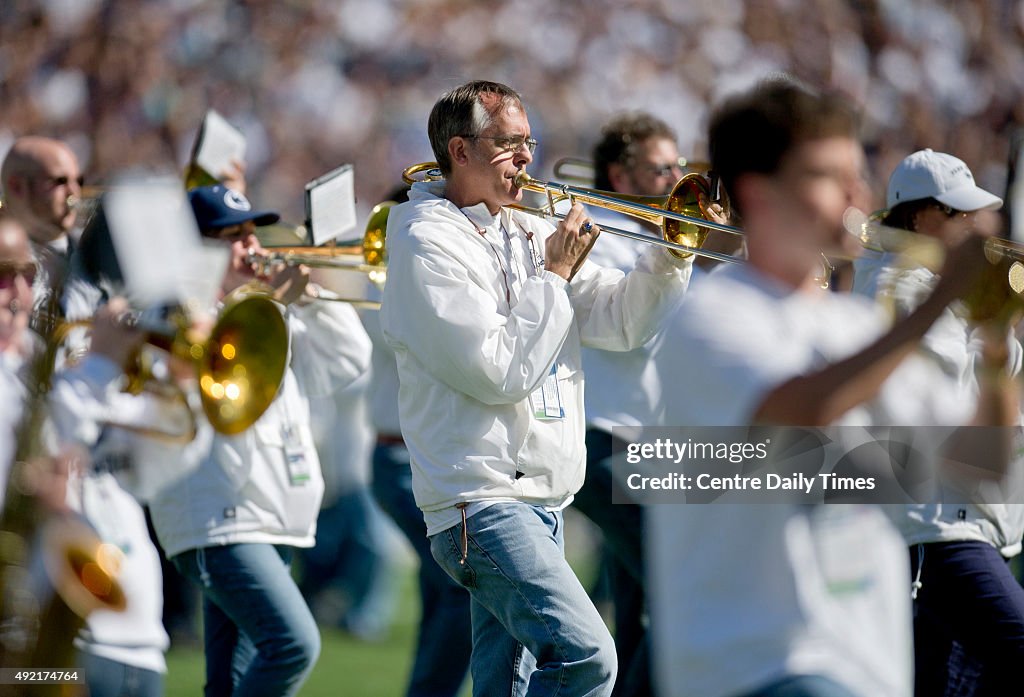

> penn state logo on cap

[
  {"left": 223, "top": 189, "right": 253, "bottom": 212},
  {"left": 187, "top": 184, "right": 280, "bottom": 232}
]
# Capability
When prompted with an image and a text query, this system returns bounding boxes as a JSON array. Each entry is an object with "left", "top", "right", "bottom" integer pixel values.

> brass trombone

[
  {"left": 401, "top": 163, "right": 744, "bottom": 265},
  {"left": 846, "top": 209, "right": 1024, "bottom": 322},
  {"left": 251, "top": 201, "right": 391, "bottom": 293},
  {"left": 55, "top": 288, "right": 289, "bottom": 440},
  {"left": 551, "top": 155, "right": 711, "bottom": 186}
]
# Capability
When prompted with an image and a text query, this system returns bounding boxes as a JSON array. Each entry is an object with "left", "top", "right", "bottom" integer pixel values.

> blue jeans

[
  {"left": 575, "top": 429, "right": 648, "bottom": 697},
  {"left": 299, "top": 486, "right": 399, "bottom": 639},
  {"left": 430, "top": 502, "right": 617, "bottom": 697},
  {"left": 372, "top": 442, "right": 471, "bottom": 697},
  {"left": 172, "top": 544, "right": 321, "bottom": 697},
  {"left": 79, "top": 652, "right": 164, "bottom": 697}
]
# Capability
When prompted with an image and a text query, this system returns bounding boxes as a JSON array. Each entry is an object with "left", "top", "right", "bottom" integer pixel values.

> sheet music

[
  {"left": 181, "top": 241, "right": 230, "bottom": 311},
  {"left": 104, "top": 177, "right": 203, "bottom": 307},
  {"left": 193, "top": 110, "right": 247, "bottom": 181},
  {"left": 306, "top": 164, "right": 357, "bottom": 246}
]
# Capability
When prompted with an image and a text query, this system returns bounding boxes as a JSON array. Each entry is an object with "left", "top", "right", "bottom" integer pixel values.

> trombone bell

[
  {"left": 252, "top": 201, "right": 392, "bottom": 290},
  {"left": 198, "top": 290, "right": 288, "bottom": 435},
  {"left": 42, "top": 516, "right": 128, "bottom": 618}
]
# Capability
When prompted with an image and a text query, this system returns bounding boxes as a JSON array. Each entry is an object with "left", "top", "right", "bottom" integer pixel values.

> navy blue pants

[
  {"left": 573, "top": 429, "right": 648, "bottom": 697},
  {"left": 910, "top": 540, "right": 1024, "bottom": 697}
]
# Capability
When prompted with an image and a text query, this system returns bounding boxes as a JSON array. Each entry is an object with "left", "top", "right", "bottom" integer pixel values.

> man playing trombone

[
  {"left": 575, "top": 111, "right": 722, "bottom": 697},
  {"left": 381, "top": 79, "right": 693, "bottom": 696}
]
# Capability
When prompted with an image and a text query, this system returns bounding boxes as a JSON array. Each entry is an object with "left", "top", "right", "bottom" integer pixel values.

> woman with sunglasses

[
  {"left": 852, "top": 149, "right": 1024, "bottom": 696},
  {"left": 0, "top": 211, "right": 36, "bottom": 475}
]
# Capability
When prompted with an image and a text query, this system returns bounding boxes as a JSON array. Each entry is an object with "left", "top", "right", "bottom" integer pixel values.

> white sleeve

[
  {"left": 287, "top": 300, "right": 373, "bottom": 399},
  {"left": 570, "top": 244, "right": 691, "bottom": 352},
  {"left": 49, "top": 354, "right": 126, "bottom": 447},
  {"left": 382, "top": 221, "right": 575, "bottom": 406}
]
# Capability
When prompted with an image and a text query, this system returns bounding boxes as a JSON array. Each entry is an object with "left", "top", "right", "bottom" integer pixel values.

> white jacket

[
  {"left": 51, "top": 299, "right": 368, "bottom": 558},
  {"left": 853, "top": 249, "right": 1024, "bottom": 556},
  {"left": 380, "top": 181, "right": 690, "bottom": 518}
]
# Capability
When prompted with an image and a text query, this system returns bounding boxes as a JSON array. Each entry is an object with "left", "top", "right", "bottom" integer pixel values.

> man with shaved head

[{"left": 1, "top": 136, "right": 83, "bottom": 324}]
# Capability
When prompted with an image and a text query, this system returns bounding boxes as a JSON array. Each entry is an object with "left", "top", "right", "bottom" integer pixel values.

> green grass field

[
  {"left": 164, "top": 565, "right": 448, "bottom": 697},
  {"left": 162, "top": 511, "right": 602, "bottom": 696}
]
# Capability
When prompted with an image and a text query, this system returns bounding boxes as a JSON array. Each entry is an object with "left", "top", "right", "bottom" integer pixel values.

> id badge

[
  {"left": 812, "top": 508, "right": 873, "bottom": 596},
  {"left": 530, "top": 364, "right": 564, "bottom": 420},
  {"left": 282, "top": 423, "right": 311, "bottom": 485}
]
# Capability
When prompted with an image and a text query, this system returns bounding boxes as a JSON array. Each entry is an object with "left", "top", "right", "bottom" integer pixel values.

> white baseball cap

[{"left": 886, "top": 148, "right": 1002, "bottom": 212}]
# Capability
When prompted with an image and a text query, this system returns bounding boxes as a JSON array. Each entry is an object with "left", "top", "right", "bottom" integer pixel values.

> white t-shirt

[
  {"left": 648, "top": 263, "right": 967, "bottom": 697},
  {"left": 582, "top": 210, "right": 674, "bottom": 434},
  {"left": 853, "top": 248, "right": 1024, "bottom": 555},
  {"left": 67, "top": 469, "right": 169, "bottom": 673}
]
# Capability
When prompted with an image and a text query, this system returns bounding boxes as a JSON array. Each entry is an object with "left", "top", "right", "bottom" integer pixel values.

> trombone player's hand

[
  {"left": 545, "top": 202, "right": 599, "bottom": 282},
  {"left": 264, "top": 262, "right": 312, "bottom": 306},
  {"left": 90, "top": 297, "right": 146, "bottom": 371}
]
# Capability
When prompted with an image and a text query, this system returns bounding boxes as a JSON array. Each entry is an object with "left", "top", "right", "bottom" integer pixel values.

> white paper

[
  {"left": 103, "top": 177, "right": 202, "bottom": 307},
  {"left": 194, "top": 110, "right": 247, "bottom": 182},
  {"left": 180, "top": 241, "right": 230, "bottom": 312},
  {"left": 306, "top": 164, "right": 357, "bottom": 246}
]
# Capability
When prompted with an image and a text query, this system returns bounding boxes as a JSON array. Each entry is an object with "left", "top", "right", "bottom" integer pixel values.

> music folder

[
  {"left": 187, "top": 109, "right": 247, "bottom": 187},
  {"left": 304, "top": 164, "right": 357, "bottom": 246},
  {"left": 104, "top": 175, "right": 227, "bottom": 310}
]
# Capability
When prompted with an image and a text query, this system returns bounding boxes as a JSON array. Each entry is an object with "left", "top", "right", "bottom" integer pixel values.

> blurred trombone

[
  {"left": 53, "top": 289, "right": 289, "bottom": 441},
  {"left": 551, "top": 155, "right": 711, "bottom": 187},
  {"left": 249, "top": 200, "right": 393, "bottom": 307},
  {"left": 845, "top": 208, "right": 1024, "bottom": 322}
]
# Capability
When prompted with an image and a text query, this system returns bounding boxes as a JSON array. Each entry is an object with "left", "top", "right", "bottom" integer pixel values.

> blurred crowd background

[{"left": 2, "top": 0, "right": 1024, "bottom": 226}]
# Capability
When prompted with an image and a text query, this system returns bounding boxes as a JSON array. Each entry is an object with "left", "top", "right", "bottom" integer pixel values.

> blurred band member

[
  {"left": 649, "top": 79, "right": 1015, "bottom": 697},
  {"left": 1, "top": 137, "right": 83, "bottom": 323},
  {"left": 576, "top": 112, "right": 714, "bottom": 697},
  {"left": 146, "top": 185, "right": 365, "bottom": 697},
  {"left": 0, "top": 212, "right": 37, "bottom": 494},
  {"left": 853, "top": 149, "right": 1024, "bottom": 696}
]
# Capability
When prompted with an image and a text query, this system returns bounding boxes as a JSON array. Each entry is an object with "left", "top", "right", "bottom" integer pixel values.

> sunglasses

[
  {"left": 0, "top": 262, "right": 37, "bottom": 289},
  {"left": 40, "top": 174, "right": 85, "bottom": 188}
]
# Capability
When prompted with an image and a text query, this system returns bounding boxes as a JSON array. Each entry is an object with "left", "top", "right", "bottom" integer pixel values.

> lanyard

[{"left": 458, "top": 209, "right": 543, "bottom": 308}]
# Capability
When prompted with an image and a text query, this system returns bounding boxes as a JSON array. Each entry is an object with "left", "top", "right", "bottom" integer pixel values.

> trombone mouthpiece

[{"left": 513, "top": 171, "right": 532, "bottom": 188}]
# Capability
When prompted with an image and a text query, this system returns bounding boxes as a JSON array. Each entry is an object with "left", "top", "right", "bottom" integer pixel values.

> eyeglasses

[
  {"left": 462, "top": 134, "right": 538, "bottom": 155},
  {"left": 932, "top": 202, "right": 969, "bottom": 219},
  {"left": 642, "top": 163, "right": 683, "bottom": 178},
  {"left": 0, "top": 262, "right": 37, "bottom": 289}
]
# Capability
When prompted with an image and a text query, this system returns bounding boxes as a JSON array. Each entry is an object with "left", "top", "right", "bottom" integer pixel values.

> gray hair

[{"left": 428, "top": 81, "right": 523, "bottom": 175}]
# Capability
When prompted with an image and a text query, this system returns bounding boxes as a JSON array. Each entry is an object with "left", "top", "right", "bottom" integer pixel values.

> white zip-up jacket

[
  {"left": 853, "top": 249, "right": 1024, "bottom": 556},
  {"left": 51, "top": 299, "right": 370, "bottom": 558},
  {"left": 381, "top": 181, "right": 690, "bottom": 521}
]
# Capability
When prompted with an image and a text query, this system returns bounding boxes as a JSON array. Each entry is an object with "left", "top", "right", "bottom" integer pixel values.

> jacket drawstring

[
  {"left": 457, "top": 502, "right": 468, "bottom": 565},
  {"left": 911, "top": 543, "right": 924, "bottom": 600}
]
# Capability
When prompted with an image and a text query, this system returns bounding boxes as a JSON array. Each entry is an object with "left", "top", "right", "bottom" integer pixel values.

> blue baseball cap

[{"left": 187, "top": 185, "right": 280, "bottom": 232}]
